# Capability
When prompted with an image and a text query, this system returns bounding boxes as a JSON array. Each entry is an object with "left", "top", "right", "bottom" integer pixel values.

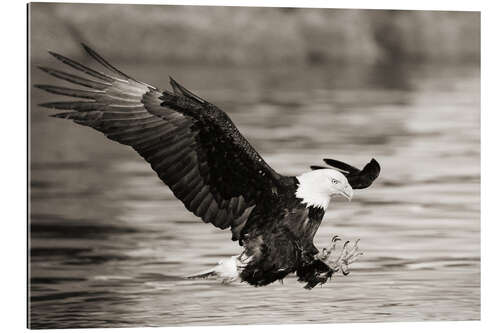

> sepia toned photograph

[{"left": 28, "top": 2, "right": 480, "bottom": 329}]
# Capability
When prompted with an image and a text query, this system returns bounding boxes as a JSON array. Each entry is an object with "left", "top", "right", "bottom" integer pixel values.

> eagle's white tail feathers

[{"left": 186, "top": 255, "right": 243, "bottom": 284}]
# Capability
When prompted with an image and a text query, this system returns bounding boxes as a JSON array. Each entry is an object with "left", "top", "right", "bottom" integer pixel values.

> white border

[{"left": 2, "top": 1, "right": 498, "bottom": 332}]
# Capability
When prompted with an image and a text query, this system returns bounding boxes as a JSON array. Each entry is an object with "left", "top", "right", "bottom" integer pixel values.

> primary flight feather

[{"left": 36, "top": 44, "right": 380, "bottom": 289}]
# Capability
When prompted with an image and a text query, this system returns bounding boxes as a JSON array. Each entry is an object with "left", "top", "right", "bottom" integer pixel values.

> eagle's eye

[{"left": 332, "top": 179, "right": 340, "bottom": 185}]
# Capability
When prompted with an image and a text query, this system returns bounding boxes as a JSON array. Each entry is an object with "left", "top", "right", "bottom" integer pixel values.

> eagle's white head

[{"left": 295, "top": 169, "right": 353, "bottom": 210}]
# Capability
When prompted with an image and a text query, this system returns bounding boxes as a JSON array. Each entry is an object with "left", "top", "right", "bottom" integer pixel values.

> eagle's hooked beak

[{"left": 339, "top": 185, "right": 354, "bottom": 201}]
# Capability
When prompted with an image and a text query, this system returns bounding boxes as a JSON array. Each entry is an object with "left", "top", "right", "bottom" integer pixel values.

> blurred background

[
  {"left": 30, "top": 3, "right": 479, "bottom": 65},
  {"left": 29, "top": 3, "right": 480, "bottom": 329}
]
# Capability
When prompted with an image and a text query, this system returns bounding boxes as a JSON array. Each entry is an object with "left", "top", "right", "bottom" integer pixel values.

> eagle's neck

[{"left": 294, "top": 174, "right": 331, "bottom": 210}]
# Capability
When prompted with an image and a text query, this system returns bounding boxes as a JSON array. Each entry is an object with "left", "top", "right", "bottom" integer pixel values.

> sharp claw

[
  {"left": 345, "top": 243, "right": 360, "bottom": 259},
  {"left": 319, "top": 236, "right": 362, "bottom": 282},
  {"left": 349, "top": 252, "right": 363, "bottom": 263}
]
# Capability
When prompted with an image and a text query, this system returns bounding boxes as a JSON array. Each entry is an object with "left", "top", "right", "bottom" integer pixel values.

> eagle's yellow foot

[{"left": 317, "top": 237, "right": 363, "bottom": 276}]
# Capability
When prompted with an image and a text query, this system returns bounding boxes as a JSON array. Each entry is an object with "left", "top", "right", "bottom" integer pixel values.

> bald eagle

[{"left": 35, "top": 44, "right": 380, "bottom": 289}]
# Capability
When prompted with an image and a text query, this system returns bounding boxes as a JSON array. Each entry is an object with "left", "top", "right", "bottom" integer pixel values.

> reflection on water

[{"left": 29, "top": 62, "right": 480, "bottom": 328}]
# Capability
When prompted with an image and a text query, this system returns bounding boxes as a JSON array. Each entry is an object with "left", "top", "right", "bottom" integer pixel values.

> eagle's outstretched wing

[
  {"left": 36, "top": 44, "right": 283, "bottom": 241},
  {"left": 310, "top": 158, "right": 380, "bottom": 189}
]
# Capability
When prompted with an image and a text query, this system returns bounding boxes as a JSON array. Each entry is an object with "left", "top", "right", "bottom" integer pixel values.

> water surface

[{"left": 29, "top": 62, "right": 480, "bottom": 328}]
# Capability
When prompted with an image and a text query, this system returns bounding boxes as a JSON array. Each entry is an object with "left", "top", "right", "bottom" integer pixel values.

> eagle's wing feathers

[
  {"left": 169, "top": 76, "right": 209, "bottom": 104},
  {"left": 324, "top": 158, "right": 380, "bottom": 189},
  {"left": 37, "top": 44, "right": 281, "bottom": 241}
]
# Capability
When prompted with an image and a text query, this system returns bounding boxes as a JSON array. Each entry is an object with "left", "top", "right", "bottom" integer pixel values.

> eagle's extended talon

[
  {"left": 349, "top": 251, "right": 363, "bottom": 263},
  {"left": 319, "top": 236, "right": 342, "bottom": 260},
  {"left": 320, "top": 237, "right": 362, "bottom": 278},
  {"left": 344, "top": 240, "right": 360, "bottom": 258}
]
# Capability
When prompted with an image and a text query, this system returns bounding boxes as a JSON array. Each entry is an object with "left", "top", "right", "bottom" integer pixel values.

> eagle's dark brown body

[{"left": 237, "top": 179, "right": 331, "bottom": 288}]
